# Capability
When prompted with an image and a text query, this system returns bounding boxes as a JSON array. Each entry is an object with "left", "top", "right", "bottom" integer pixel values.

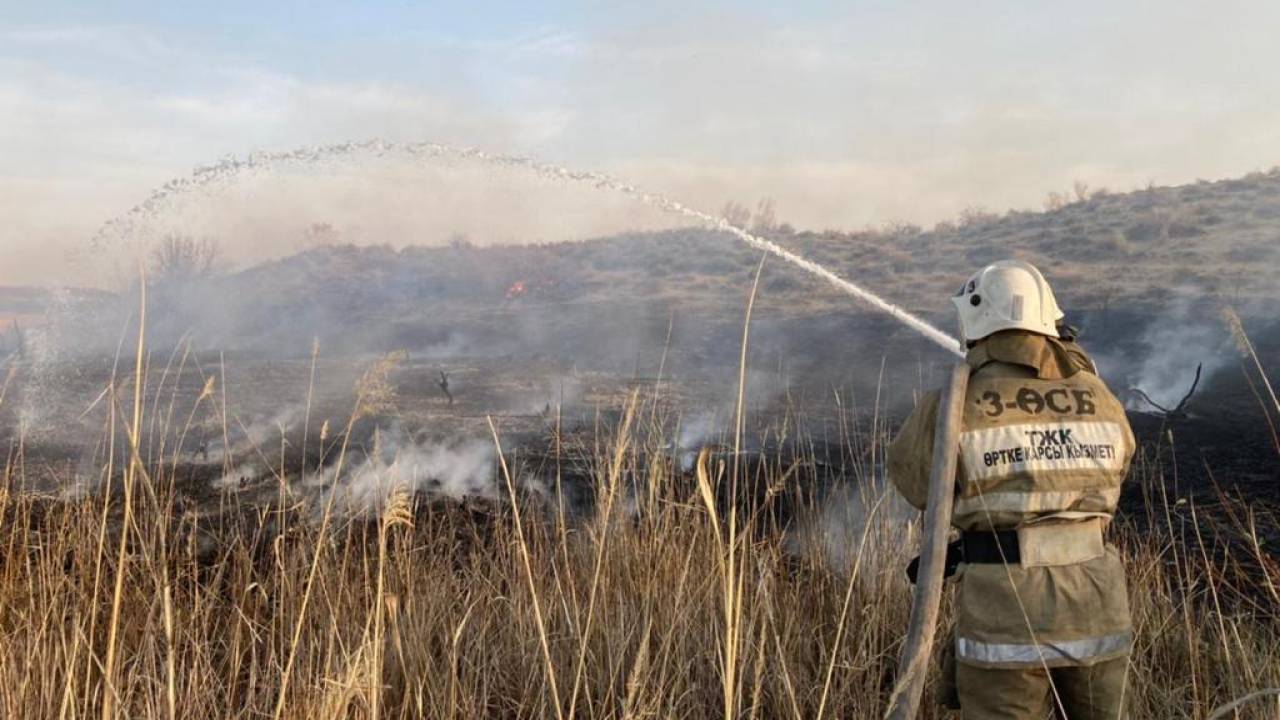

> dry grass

[{"left": 2, "top": 379, "right": 1278, "bottom": 719}]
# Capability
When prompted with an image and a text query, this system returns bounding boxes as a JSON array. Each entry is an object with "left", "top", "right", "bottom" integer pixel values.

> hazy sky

[{"left": 3, "top": 1, "right": 1279, "bottom": 285}]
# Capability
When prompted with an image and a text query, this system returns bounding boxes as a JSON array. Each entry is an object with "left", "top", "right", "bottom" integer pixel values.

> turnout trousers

[{"left": 955, "top": 655, "right": 1130, "bottom": 719}]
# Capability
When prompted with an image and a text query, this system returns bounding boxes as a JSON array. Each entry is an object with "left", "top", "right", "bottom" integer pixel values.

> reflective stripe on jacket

[{"left": 888, "top": 330, "right": 1136, "bottom": 669}]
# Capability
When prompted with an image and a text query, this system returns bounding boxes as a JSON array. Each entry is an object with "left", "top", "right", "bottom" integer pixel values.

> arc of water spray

[{"left": 93, "top": 139, "right": 964, "bottom": 357}]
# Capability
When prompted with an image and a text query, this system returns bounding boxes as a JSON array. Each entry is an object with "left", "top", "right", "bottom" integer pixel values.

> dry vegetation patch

[{"left": 1, "top": 386, "right": 1277, "bottom": 719}]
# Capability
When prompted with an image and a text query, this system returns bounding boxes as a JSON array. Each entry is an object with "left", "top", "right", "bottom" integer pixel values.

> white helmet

[{"left": 952, "top": 260, "right": 1063, "bottom": 342}]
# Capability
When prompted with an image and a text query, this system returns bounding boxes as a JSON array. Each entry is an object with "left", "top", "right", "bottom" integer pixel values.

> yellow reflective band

[
  {"left": 957, "top": 630, "right": 1132, "bottom": 665},
  {"left": 954, "top": 487, "right": 1121, "bottom": 516}
]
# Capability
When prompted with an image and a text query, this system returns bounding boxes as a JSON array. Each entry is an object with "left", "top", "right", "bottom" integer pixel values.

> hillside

[
  {"left": 801, "top": 168, "right": 1280, "bottom": 312},
  {"left": 206, "top": 166, "right": 1280, "bottom": 337}
]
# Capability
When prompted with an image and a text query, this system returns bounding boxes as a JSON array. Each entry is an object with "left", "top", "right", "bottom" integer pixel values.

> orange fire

[{"left": 505, "top": 277, "right": 560, "bottom": 301}]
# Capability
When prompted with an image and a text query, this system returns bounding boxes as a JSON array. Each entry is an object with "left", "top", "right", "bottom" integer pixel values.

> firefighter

[{"left": 888, "top": 260, "right": 1135, "bottom": 719}]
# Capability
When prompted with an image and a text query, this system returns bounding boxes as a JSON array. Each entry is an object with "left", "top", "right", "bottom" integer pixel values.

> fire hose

[{"left": 884, "top": 363, "right": 969, "bottom": 719}]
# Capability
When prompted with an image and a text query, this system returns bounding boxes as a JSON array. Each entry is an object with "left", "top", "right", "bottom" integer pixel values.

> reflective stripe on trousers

[{"left": 957, "top": 630, "right": 1132, "bottom": 666}]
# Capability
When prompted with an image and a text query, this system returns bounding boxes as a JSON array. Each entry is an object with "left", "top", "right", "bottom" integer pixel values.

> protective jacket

[{"left": 888, "top": 331, "right": 1135, "bottom": 669}]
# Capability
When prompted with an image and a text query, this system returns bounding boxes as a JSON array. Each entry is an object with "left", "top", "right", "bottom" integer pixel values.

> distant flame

[{"left": 505, "top": 277, "right": 559, "bottom": 301}]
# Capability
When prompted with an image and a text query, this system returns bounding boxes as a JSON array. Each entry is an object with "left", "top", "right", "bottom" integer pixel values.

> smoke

[
  {"left": 677, "top": 410, "right": 721, "bottom": 449},
  {"left": 676, "top": 410, "right": 724, "bottom": 471},
  {"left": 784, "top": 476, "right": 916, "bottom": 577},
  {"left": 508, "top": 374, "right": 582, "bottom": 416},
  {"left": 210, "top": 406, "right": 306, "bottom": 461},
  {"left": 1122, "top": 294, "right": 1232, "bottom": 410},
  {"left": 214, "top": 463, "right": 262, "bottom": 490},
  {"left": 417, "top": 332, "right": 488, "bottom": 360},
  {"left": 308, "top": 425, "right": 495, "bottom": 512},
  {"left": 12, "top": 288, "right": 101, "bottom": 435}
]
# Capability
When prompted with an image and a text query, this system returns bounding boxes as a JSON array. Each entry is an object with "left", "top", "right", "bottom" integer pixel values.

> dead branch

[{"left": 1132, "top": 363, "right": 1203, "bottom": 420}]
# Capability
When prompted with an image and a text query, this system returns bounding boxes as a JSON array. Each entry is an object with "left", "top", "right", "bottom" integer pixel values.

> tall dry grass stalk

[
  {"left": 1225, "top": 308, "right": 1280, "bottom": 458},
  {"left": 489, "top": 415, "right": 564, "bottom": 720},
  {"left": 1224, "top": 308, "right": 1279, "bottom": 417},
  {"left": 102, "top": 267, "right": 148, "bottom": 720}
]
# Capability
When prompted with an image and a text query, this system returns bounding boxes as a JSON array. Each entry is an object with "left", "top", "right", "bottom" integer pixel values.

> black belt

[
  {"left": 906, "top": 530, "right": 1021, "bottom": 584},
  {"left": 962, "top": 529, "right": 1021, "bottom": 564}
]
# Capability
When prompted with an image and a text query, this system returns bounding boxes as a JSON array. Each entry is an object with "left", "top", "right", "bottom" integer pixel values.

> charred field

[{"left": 6, "top": 206, "right": 1280, "bottom": 522}]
